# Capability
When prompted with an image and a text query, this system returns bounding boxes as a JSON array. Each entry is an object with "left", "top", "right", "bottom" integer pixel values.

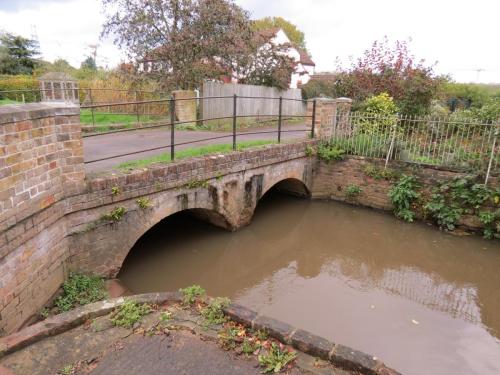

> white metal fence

[
  {"left": 328, "top": 112, "right": 499, "bottom": 182},
  {"left": 201, "top": 81, "right": 306, "bottom": 119}
]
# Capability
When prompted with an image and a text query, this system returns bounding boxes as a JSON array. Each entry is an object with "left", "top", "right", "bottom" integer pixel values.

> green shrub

[
  {"left": 423, "top": 176, "right": 495, "bottom": 232},
  {"left": 388, "top": 175, "right": 420, "bottom": 222},
  {"left": 0, "top": 75, "right": 39, "bottom": 102},
  {"left": 258, "top": 343, "right": 297, "bottom": 373},
  {"left": 345, "top": 184, "right": 362, "bottom": 199},
  {"left": 179, "top": 284, "right": 206, "bottom": 305},
  {"left": 478, "top": 210, "right": 500, "bottom": 239},
  {"left": 316, "top": 141, "right": 345, "bottom": 162},
  {"left": 54, "top": 273, "right": 107, "bottom": 312},
  {"left": 111, "top": 300, "right": 152, "bottom": 328}
]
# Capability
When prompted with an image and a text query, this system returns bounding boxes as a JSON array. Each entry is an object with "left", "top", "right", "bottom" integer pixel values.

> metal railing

[
  {"left": 82, "top": 95, "right": 315, "bottom": 165},
  {"left": 328, "top": 112, "right": 499, "bottom": 183}
]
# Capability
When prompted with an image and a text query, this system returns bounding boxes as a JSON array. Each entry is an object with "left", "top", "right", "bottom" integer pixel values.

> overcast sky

[{"left": 0, "top": 0, "right": 499, "bottom": 83}]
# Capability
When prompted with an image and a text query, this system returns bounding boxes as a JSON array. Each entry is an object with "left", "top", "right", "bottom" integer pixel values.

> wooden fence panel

[{"left": 201, "top": 81, "right": 306, "bottom": 119}]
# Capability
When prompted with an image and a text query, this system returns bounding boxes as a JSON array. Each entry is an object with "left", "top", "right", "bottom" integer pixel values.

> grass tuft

[{"left": 117, "top": 140, "right": 275, "bottom": 170}]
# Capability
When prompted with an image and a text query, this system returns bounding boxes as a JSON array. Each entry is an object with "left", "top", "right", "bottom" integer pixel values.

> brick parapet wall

[
  {"left": 0, "top": 103, "right": 82, "bottom": 335},
  {"left": 69, "top": 141, "right": 316, "bottom": 217}
]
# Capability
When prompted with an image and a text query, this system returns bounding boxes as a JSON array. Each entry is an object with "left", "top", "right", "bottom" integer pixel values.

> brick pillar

[
  {"left": 0, "top": 102, "right": 83, "bottom": 335},
  {"left": 307, "top": 97, "right": 352, "bottom": 138}
]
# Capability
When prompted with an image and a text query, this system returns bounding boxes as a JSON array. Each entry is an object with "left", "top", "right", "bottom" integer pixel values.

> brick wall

[
  {"left": 0, "top": 103, "right": 83, "bottom": 335},
  {"left": 311, "top": 156, "right": 499, "bottom": 230}
]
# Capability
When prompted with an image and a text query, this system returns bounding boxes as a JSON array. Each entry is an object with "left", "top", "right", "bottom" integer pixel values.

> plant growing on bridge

[
  {"left": 54, "top": 273, "right": 107, "bottom": 312},
  {"left": 345, "top": 184, "right": 362, "bottom": 199},
  {"left": 136, "top": 197, "right": 152, "bottom": 209},
  {"left": 185, "top": 179, "right": 209, "bottom": 189},
  {"left": 388, "top": 174, "right": 420, "bottom": 222},
  {"left": 316, "top": 141, "right": 345, "bottom": 162},
  {"left": 258, "top": 342, "right": 297, "bottom": 373},
  {"left": 111, "top": 186, "right": 121, "bottom": 195},
  {"left": 179, "top": 284, "right": 206, "bottom": 305},
  {"left": 101, "top": 206, "right": 127, "bottom": 222},
  {"left": 111, "top": 300, "right": 152, "bottom": 328},
  {"left": 201, "top": 297, "right": 231, "bottom": 326}
]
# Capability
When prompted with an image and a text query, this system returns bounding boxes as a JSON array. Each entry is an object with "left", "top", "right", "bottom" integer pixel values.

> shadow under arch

[
  {"left": 248, "top": 178, "right": 311, "bottom": 243},
  {"left": 260, "top": 177, "right": 311, "bottom": 200},
  {"left": 116, "top": 207, "right": 232, "bottom": 277}
]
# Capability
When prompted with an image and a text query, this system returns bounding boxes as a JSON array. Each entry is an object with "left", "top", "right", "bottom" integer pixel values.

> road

[{"left": 83, "top": 124, "right": 309, "bottom": 173}]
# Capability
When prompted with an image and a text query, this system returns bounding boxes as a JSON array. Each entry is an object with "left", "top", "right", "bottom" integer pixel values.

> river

[{"left": 119, "top": 191, "right": 500, "bottom": 375}]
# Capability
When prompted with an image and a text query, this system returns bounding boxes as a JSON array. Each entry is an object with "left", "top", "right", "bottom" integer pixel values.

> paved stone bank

[{"left": 0, "top": 292, "right": 399, "bottom": 374}]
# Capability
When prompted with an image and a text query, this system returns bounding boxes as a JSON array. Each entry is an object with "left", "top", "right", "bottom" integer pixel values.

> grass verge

[{"left": 117, "top": 140, "right": 276, "bottom": 171}]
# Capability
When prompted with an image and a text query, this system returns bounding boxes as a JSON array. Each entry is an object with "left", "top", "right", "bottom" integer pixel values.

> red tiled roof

[{"left": 296, "top": 47, "right": 315, "bottom": 66}]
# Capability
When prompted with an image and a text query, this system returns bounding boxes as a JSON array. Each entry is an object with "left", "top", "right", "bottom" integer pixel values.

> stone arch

[
  {"left": 261, "top": 177, "right": 311, "bottom": 199},
  {"left": 68, "top": 188, "right": 235, "bottom": 278}
]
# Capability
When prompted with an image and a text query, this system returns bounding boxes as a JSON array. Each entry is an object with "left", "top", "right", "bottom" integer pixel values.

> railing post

[
  {"left": 311, "top": 99, "right": 316, "bottom": 138},
  {"left": 89, "top": 88, "right": 96, "bottom": 129},
  {"left": 135, "top": 90, "right": 140, "bottom": 125},
  {"left": 278, "top": 96, "right": 283, "bottom": 143},
  {"left": 232, "top": 94, "right": 237, "bottom": 151},
  {"left": 484, "top": 127, "right": 498, "bottom": 185},
  {"left": 170, "top": 96, "right": 175, "bottom": 161},
  {"left": 385, "top": 118, "right": 398, "bottom": 168}
]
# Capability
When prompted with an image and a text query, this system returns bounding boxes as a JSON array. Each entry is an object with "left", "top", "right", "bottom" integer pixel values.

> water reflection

[{"left": 119, "top": 192, "right": 500, "bottom": 375}]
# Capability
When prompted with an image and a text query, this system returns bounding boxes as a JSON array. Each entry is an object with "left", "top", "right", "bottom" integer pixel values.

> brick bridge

[
  {"left": 1, "top": 100, "right": 495, "bottom": 336},
  {"left": 1, "top": 100, "right": 346, "bottom": 334}
]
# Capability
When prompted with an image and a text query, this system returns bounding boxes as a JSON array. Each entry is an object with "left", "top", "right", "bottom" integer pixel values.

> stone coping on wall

[
  {"left": 0, "top": 102, "right": 79, "bottom": 125},
  {"left": 0, "top": 292, "right": 399, "bottom": 375}
]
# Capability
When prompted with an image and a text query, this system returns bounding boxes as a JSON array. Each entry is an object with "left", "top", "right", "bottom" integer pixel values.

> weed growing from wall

[
  {"left": 345, "top": 184, "right": 362, "bottom": 199},
  {"left": 101, "top": 206, "right": 127, "bottom": 222},
  {"left": 54, "top": 273, "right": 107, "bottom": 312},
  {"left": 388, "top": 175, "right": 420, "bottom": 222}
]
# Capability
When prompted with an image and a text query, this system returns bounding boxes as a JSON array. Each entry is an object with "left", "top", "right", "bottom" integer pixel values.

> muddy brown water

[{"left": 119, "top": 192, "right": 500, "bottom": 375}]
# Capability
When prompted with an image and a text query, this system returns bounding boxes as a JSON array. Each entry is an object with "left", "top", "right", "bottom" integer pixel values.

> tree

[
  {"left": 237, "top": 42, "right": 296, "bottom": 90},
  {"left": 101, "top": 0, "right": 255, "bottom": 90},
  {"left": 336, "top": 38, "right": 442, "bottom": 115},
  {"left": 0, "top": 32, "right": 40, "bottom": 75},
  {"left": 252, "top": 16, "right": 307, "bottom": 51},
  {"left": 80, "top": 56, "right": 97, "bottom": 71}
]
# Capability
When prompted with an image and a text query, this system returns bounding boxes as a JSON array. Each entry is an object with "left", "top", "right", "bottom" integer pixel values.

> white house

[{"left": 253, "top": 28, "right": 315, "bottom": 89}]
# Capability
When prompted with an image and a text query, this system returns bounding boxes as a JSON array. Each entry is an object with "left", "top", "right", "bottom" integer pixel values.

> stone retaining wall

[{"left": 311, "top": 156, "right": 499, "bottom": 232}]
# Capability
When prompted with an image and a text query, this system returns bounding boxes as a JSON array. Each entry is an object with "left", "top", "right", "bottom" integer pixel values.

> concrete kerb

[
  {"left": 225, "top": 303, "right": 400, "bottom": 375},
  {"left": 0, "top": 293, "right": 400, "bottom": 375}
]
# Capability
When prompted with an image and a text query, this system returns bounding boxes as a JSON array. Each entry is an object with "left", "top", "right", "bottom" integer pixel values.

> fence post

[
  {"left": 170, "top": 96, "right": 175, "bottom": 161},
  {"left": 311, "top": 99, "right": 316, "bottom": 138},
  {"left": 135, "top": 90, "right": 140, "bottom": 125},
  {"left": 385, "top": 118, "right": 398, "bottom": 168},
  {"left": 278, "top": 96, "right": 283, "bottom": 143},
  {"left": 89, "top": 88, "right": 96, "bottom": 129},
  {"left": 484, "top": 128, "right": 497, "bottom": 185},
  {"left": 232, "top": 94, "right": 237, "bottom": 151}
]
